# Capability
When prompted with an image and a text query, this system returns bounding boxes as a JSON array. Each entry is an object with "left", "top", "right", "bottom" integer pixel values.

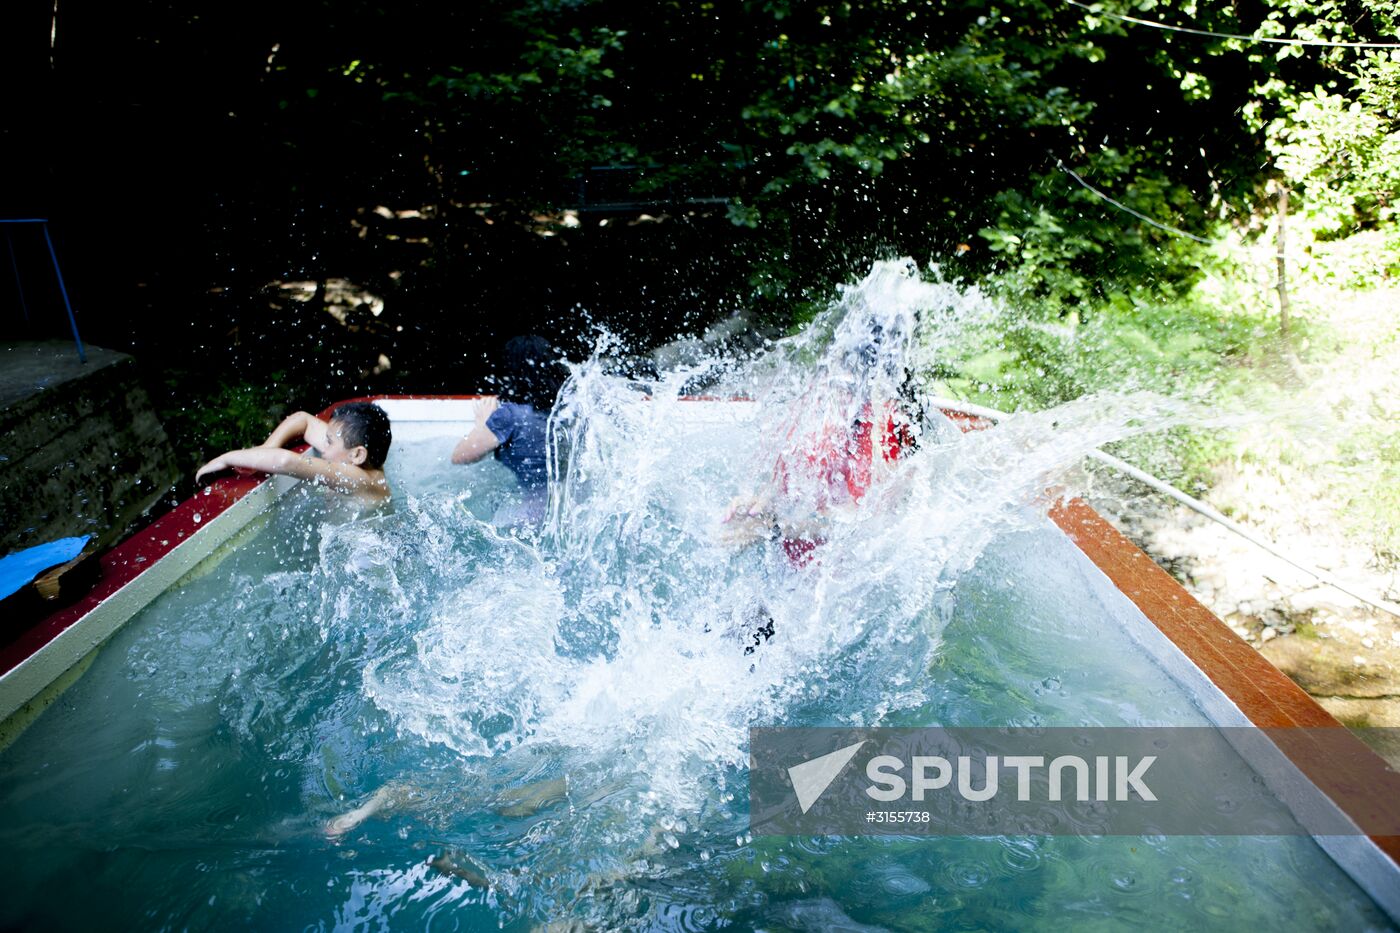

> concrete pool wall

[{"left": 0, "top": 342, "right": 180, "bottom": 556}]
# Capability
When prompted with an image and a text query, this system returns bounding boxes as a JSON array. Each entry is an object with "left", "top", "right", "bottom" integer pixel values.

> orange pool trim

[
  {"left": 943, "top": 404, "right": 1398, "bottom": 868},
  {"left": 1049, "top": 496, "right": 1400, "bottom": 867}
]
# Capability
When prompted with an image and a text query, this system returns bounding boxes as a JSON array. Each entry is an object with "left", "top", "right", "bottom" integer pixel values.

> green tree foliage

[
  {"left": 1265, "top": 36, "right": 1400, "bottom": 270},
  {"left": 302, "top": 0, "right": 1391, "bottom": 315},
  {"left": 49, "top": 0, "right": 1398, "bottom": 339}
]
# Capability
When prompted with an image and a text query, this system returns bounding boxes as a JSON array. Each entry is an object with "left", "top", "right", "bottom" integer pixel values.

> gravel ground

[{"left": 1089, "top": 282, "right": 1400, "bottom": 766}]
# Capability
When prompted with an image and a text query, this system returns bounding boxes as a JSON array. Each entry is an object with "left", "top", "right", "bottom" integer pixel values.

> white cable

[
  {"left": 924, "top": 394, "right": 1400, "bottom": 619},
  {"left": 1055, "top": 160, "right": 1212, "bottom": 244}
]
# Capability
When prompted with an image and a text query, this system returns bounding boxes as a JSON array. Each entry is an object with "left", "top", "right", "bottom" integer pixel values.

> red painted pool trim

[
  {"left": 0, "top": 475, "right": 265, "bottom": 679},
  {"left": 4, "top": 396, "right": 1397, "bottom": 867},
  {"left": 0, "top": 396, "right": 488, "bottom": 678},
  {"left": 317, "top": 394, "right": 491, "bottom": 416}
]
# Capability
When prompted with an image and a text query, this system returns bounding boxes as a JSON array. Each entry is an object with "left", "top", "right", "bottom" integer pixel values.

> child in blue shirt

[{"left": 451, "top": 336, "right": 566, "bottom": 524}]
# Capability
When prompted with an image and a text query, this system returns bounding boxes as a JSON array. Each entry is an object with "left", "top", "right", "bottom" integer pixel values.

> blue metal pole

[
  {"left": 39, "top": 222, "right": 86, "bottom": 364},
  {"left": 5, "top": 230, "right": 30, "bottom": 322}
]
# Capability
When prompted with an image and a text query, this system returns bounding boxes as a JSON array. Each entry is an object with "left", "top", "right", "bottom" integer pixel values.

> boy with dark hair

[{"left": 196, "top": 402, "right": 392, "bottom": 508}]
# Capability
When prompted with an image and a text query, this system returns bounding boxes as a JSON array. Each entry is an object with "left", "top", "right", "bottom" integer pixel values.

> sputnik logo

[{"left": 788, "top": 740, "right": 866, "bottom": 813}]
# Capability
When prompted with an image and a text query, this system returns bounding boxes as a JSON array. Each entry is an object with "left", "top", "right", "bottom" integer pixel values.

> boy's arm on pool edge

[
  {"left": 261, "top": 411, "right": 330, "bottom": 452},
  {"left": 196, "top": 447, "right": 385, "bottom": 497}
]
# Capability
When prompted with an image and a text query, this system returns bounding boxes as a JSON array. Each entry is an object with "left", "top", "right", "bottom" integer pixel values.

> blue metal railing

[{"left": 0, "top": 218, "right": 86, "bottom": 363}]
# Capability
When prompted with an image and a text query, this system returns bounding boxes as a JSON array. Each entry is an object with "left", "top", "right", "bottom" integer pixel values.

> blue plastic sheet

[{"left": 0, "top": 536, "right": 90, "bottom": 601}]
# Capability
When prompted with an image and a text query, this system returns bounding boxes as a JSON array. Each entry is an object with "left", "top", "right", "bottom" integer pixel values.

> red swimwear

[{"left": 773, "top": 402, "right": 911, "bottom": 567}]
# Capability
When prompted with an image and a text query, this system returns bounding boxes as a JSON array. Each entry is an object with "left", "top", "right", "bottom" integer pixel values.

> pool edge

[
  {"left": 0, "top": 395, "right": 488, "bottom": 719},
  {"left": 1050, "top": 496, "right": 1400, "bottom": 916},
  {"left": 0, "top": 476, "right": 292, "bottom": 721}
]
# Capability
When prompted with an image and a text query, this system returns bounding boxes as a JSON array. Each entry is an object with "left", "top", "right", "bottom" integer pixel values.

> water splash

[{"left": 299, "top": 259, "right": 1202, "bottom": 924}]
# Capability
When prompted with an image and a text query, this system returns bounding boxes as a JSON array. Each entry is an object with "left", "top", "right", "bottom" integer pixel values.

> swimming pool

[{"left": 0, "top": 393, "right": 1396, "bottom": 931}]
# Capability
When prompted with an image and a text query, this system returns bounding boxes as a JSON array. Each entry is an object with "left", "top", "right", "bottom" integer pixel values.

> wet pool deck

[
  {"left": 0, "top": 341, "right": 124, "bottom": 409},
  {"left": 0, "top": 341, "right": 180, "bottom": 557}
]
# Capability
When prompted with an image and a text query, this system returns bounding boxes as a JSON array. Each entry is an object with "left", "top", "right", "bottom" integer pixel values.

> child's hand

[
  {"left": 195, "top": 455, "right": 230, "bottom": 484},
  {"left": 196, "top": 454, "right": 269, "bottom": 485},
  {"left": 721, "top": 494, "right": 770, "bottom": 524},
  {"left": 472, "top": 397, "right": 500, "bottom": 424}
]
